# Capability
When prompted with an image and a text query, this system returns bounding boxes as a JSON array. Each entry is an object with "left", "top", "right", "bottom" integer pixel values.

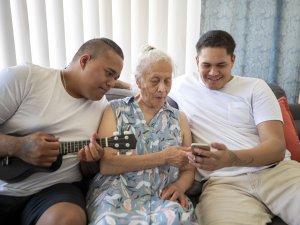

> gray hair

[{"left": 134, "top": 45, "right": 174, "bottom": 81}]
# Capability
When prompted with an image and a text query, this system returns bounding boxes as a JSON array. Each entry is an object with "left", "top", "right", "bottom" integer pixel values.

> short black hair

[
  {"left": 196, "top": 30, "right": 236, "bottom": 56},
  {"left": 100, "top": 38, "right": 124, "bottom": 59},
  {"left": 72, "top": 38, "right": 124, "bottom": 63}
]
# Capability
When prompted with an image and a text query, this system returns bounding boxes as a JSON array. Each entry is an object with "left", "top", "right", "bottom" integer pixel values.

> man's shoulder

[
  {"left": 231, "top": 75, "right": 267, "bottom": 90},
  {"left": 233, "top": 75, "right": 263, "bottom": 83},
  {"left": 172, "top": 72, "right": 198, "bottom": 90},
  {"left": 174, "top": 72, "right": 198, "bottom": 81},
  {"left": 6, "top": 62, "right": 48, "bottom": 72},
  {"left": 0, "top": 63, "right": 32, "bottom": 84}
]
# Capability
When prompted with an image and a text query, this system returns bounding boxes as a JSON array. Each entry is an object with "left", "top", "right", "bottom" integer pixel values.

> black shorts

[{"left": 0, "top": 182, "right": 86, "bottom": 225}]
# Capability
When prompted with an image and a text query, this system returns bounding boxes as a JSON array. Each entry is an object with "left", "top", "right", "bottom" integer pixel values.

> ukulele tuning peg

[{"left": 114, "top": 143, "right": 120, "bottom": 148}]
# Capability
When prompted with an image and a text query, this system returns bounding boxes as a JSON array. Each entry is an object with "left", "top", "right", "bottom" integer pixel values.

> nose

[
  {"left": 106, "top": 77, "right": 116, "bottom": 88},
  {"left": 208, "top": 66, "right": 219, "bottom": 76},
  {"left": 158, "top": 82, "right": 167, "bottom": 92}
]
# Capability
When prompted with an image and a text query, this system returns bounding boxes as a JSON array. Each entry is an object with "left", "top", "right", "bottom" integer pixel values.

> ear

[
  {"left": 136, "top": 78, "right": 141, "bottom": 89},
  {"left": 79, "top": 54, "right": 91, "bottom": 69},
  {"left": 231, "top": 54, "right": 236, "bottom": 64},
  {"left": 195, "top": 56, "right": 199, "bottom": 66}
]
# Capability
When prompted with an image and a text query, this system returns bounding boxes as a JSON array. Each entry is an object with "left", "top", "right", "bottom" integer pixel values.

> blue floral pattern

[{"left": 86, "top": 97, "right": 197, "bottom": 225}]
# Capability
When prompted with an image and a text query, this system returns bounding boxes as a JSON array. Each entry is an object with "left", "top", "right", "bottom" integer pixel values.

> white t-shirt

[
  {"left": 0, "top": 63, "right": 108, "bottom": 196},
  {"left": 169, "top": 72, "right": 290, "bottom": 181}
]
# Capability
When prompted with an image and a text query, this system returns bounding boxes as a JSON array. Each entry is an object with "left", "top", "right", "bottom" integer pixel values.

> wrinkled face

[
  {"left": 196, "top": 47, "right": 235, "bottom": 90},
  {"left": 137, "top": 60, "right": 172, "bottom": 110},
  {"left": 79, "top": 50, "right": 123, "bottom": 100}
]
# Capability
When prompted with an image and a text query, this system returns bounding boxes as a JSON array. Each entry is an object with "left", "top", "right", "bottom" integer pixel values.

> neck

[
  {"left": 136, "top": 95, "right": 161, "bottom": 122},
  {"left": 60, "top": 70, "right": 80, "bottom": 98}
]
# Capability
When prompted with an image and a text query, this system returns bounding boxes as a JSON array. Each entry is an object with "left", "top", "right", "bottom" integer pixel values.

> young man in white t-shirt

[
  {"left": 169, "top": 30, "right": 300, "bottom": 225},
  {"left": 0, "top": 38, "right": 123, "bottom": 225}
]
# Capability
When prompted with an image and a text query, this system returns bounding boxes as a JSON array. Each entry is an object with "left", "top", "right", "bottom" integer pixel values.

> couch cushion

[
  {"left": 289, "top": 104, "right": 300, "bottom": 139},
  {"left": 278, "top": 97, "right": 300, "bottom": 162}
]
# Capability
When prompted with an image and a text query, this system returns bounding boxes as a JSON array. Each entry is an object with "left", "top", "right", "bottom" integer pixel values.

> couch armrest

[
  {"left": 268, "top": 83, "right": 300, "bottom": 138},
  {"left": 289, "top": 104, "right": 300, "bottom": 139},
  {"left": 105, "top": 88, "right": 134, "bottom": 101}
]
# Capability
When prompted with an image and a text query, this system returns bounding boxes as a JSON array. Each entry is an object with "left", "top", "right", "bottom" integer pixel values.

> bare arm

[
  {"left": 227, "top": 120, "right": 285, "bottom": 166},
  {"left": 192, "top": 120, "right": 286, "bottom": 171},
  {"left": 98, "top": 105, "right": 190, "bottom": 175},
  {"left": 0, "top": 134, "right": 22, "bottom": 157}
]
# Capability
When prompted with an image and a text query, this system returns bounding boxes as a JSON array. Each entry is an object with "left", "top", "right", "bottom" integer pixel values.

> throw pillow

[{"left": 278, "top": 97, "right": 300, "bottom": 162}]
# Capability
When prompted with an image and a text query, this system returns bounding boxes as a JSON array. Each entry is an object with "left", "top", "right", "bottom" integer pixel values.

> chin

[
  {"left": 158, "top": 101, "right": 166, "bottom": 108},
  {"left": 92, "top": 94, "right": 105, "bottom": 101}
]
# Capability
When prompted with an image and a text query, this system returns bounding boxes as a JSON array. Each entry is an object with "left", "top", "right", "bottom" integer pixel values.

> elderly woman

[{"left": 86, "top": 46, "right": 197, "bottom": 225}]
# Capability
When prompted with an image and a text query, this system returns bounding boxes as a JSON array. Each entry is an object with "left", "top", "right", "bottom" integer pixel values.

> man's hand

[
  {"left": 187, "top": 142, "right": 236, "bottom": 171},
  {"left": 161, "top": 146, "right": 189, "bottom": 168},
  {"left": 78, "top": 133, "right": 104, "bottom": 162},
  {"left": 15, "top": 132, "right": 60, "bottom": 167},
  {"left": 160, "top": 183, "right": 188, "bottom": 208}
]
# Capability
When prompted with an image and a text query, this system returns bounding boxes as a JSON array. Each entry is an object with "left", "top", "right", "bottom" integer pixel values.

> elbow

[
  {"left": 277, "top": 139, "right": 286, "bottom": 161},
  {"left": 278, "top": 151, "right": 285, "bottom": 162}
]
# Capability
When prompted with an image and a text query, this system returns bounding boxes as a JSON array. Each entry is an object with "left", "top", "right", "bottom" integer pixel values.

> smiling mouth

[{"left": 207, "top": 76, "right": 222, "bottom": 81}]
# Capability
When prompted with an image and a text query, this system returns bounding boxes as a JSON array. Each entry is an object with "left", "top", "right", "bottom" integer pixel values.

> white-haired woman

[{"left": 86, "top": 46, "right": 197, "bottom": 225}]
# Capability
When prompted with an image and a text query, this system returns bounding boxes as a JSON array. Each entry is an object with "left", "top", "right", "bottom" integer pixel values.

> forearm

[
  {"left": 174, "top": 165, "right": 195, "bottom": 192},
  {"left": 0, "top": 134, "right": 22, "bottom": 157},
  {"left": 100, "top": 150, "right": 165, "bottom": 175},
  {"left": 229, "top": 138, "right": 285, "bottom": 167}
]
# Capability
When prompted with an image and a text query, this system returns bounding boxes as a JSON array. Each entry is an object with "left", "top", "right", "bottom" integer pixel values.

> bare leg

[{"left": 36, "top": 202, "right": 86, "bottom": 225}]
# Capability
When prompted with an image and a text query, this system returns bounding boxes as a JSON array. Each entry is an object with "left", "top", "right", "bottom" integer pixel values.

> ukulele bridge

[{"left": 1, "top": 156, "right": 10, "bottom": 166}]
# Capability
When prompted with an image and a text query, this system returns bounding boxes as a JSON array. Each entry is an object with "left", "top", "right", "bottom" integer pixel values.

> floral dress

[{"left": 86, "top": 97, "right": 197, "bottom": 225}]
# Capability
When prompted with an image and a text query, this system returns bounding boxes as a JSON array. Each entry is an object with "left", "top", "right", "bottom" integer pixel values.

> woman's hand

[
  {"left": 162, "top": 146, "right": 189, "bottom": 168},
  {"left": 160, "top": 183, "right": 188, "bottom": 208}
]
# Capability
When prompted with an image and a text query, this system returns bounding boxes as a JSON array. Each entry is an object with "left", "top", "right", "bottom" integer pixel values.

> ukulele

[{"left": 0, "top": 133, "right": 136, "bottom": 183}]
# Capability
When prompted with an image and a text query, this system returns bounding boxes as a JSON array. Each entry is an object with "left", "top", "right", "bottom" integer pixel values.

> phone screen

[{"left": 191, "top": 143, "right": 210, "bottom": 156}]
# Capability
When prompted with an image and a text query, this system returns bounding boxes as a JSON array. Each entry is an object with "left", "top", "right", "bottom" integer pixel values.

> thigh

[
  {"left": 195, "top": 176, "right": 272, "bottom": 225},
  {"left": 258, "top": 160, "right": 300, "bottom": 225},
  {"left": 22, "top": 182, "right": 86, "bottom": 225}
]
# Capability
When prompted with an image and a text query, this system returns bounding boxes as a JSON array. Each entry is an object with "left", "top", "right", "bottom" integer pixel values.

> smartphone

[{"left": 191, "top": 143, "right": 210, "bottom": 157}]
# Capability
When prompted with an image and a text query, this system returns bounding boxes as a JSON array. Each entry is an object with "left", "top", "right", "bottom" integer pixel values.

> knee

[
  {"left": 37, "top": 203, "right": 86, "bottom": 225},
  {"left": 54, "top": 210, "right": 86, "bottom": 225}
]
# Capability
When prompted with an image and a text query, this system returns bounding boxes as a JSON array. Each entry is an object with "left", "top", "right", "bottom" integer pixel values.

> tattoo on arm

[{"left": 228, "top": 150, "right": 254, "bottom": 166}]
